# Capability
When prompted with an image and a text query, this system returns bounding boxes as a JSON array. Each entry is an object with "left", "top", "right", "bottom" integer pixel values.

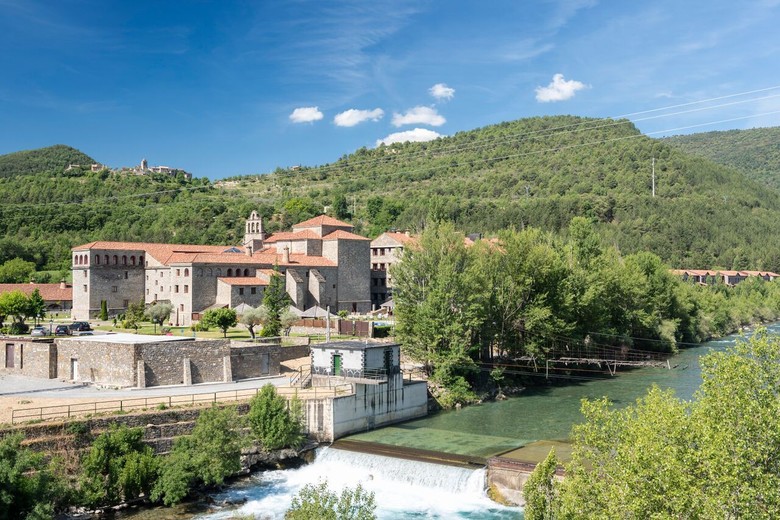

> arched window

[
  {"left": 227, "top": 268, "right": 233, "bottom": 277},
  {"left": 113, "top": 255, "right": 118, "bottom": 265},
  {"left": 95, "top": 255, "right": 100, "bottom": 265},
  {"left": 139, "top": 256, "right": 144, "bottom": 265},
  {"left": 122, "top": 255, "right": 127, "bottom": 265},
  {"left": 207, "top": 268, "right": 212, "bottom": 277},
  {"left": 184, "top": 268, "right": 189, "bottom": 277},
  {"left": 243, "top": 268, "right": 249, "bottom": 276},
  {"left": 84, "top": 254, "right": 88, "bottom": 265},
  {"left": 216, "top": 268, "right": 222, "bottom": 277},
  {"left": 197, "top": 268, "right": 203, "bottom": 277},
  {"left": 131, "top": 256, "right": 136, "bottom": 265},
  {"left": 74, "top": 256, "right": 79, "bottom": 265},
  {"left": 105, "top": 254, "right": 109, "bottom": 264}
]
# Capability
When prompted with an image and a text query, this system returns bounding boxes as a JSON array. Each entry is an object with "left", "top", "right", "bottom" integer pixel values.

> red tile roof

[
  {"left": 382, "top": 232, "right": 416, "bottom": 245},
  {"left": 264, "top": 230, "right": 321, "bottom": 243},
  {"left": 0, "top": 283, "right": 72, "bottom": 302},
  {"left": 322, "top": 230, "right": 370, "bottom": 241},
  {"left": 293, "top": 215, "right": 353, "bottom": 229}
]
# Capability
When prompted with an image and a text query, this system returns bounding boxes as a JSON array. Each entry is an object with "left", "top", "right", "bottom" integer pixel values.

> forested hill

[
  {"left": 4, "top": 116, "right": 780, "bottom": 277},
  {"left": 662, "top": 127, "right": 780, "bottom": 190},
  {"left": 0, "top": 145, "right": 95, "bottom": 178},
  {"left": 224, "top": 115, "right": 780, "bottom": 271}
]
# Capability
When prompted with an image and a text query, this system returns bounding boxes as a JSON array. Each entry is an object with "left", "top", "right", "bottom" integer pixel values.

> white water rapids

[{"left": 199, "top": 447, "right": 521, "bottom": 519}]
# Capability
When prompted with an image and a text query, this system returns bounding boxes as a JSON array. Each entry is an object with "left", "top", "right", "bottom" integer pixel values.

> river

[{"left": 119, "top": 325, "right": 776, "bottom": 519}]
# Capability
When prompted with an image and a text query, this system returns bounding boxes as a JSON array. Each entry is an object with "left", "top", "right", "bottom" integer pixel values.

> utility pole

[{"left": 652, "top": 157, "right": 656, "bottom": 197}]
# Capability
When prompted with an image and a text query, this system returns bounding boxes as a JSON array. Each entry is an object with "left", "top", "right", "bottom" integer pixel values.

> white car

[{"left": 30, "top": 326, "right": 48, "bottom": 336}]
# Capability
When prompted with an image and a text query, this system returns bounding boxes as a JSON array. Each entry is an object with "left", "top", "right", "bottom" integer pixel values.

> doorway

[
  {"left": 333, "top": 353, "right": 342, "bottom": 376},
  {"left": 70, "top": 358, "right": 79, "bottom": 381},
  {"left": 5, "top": 344, "right": 13, "bottom": 368}
]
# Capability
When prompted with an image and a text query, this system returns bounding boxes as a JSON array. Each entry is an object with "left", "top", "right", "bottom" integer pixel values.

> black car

[
  {"left": 69, "top": 321, "right": 92, "bottom": 333},
  {"left": 54, "top": 324, "right": 70, "bottom": 336}
]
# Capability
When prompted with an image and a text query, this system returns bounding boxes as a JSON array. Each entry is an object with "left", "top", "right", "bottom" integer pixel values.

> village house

[
  {"left": 70, "top": 213, "right": 371, "bottom": 326},
  {"left": 671, "top": 269, "right": 780, "bottom": 286},
  {"left": 0, "top": 281, "right": 73, "bottom": 313},
  {"left": 369, "top": 231, "right": 415, "bottom": 308}
]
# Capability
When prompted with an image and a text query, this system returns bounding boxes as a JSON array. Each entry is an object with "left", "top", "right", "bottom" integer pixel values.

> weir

[{"left": 332, "top": 438, "right": 487, "bottom": 468}]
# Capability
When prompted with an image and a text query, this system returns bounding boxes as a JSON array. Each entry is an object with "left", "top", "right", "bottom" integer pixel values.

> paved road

[{"left": 0, "top": 373, "right": 290, "bottom": 399}]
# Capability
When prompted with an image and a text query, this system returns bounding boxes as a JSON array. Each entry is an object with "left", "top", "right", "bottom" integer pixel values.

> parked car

[
  {"left": 54, "top": 324, "right": 70, "bottom": 336},
  {"left": 30, "top": 326, "right": 48, "bottom": 336},
  {"left": 69, "top": 321, "right": 92, "bottom": 333}
]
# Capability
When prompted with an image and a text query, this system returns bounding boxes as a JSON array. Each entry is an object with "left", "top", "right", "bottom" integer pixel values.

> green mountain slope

[
  {"left": 3, "top": 116, "right": 780, "bottom": 274},
  {"left": 0, "top": 144, "right": 95, "bottom": 178},
  {"left": 225, "top": 116, "right": 780, "bottom": 270},
  {"left": 663, "top": 127, "right": 780, "bottom": 189}
]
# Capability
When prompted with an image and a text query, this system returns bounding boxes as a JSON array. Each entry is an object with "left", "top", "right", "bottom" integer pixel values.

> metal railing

[{"left": 11, "top": 382, "right": 354, "bottom": 425}]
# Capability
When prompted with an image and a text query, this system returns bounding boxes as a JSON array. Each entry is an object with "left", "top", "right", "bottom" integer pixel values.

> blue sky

[{"left": 2, "top": 1, "right": 780, "bottom": 180}]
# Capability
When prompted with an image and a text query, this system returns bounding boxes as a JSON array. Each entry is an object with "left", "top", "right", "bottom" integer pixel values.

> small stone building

[
  {"left": 304, "top": 341, "right": 428, "bottom": 440},
  {"left": 2, "top": 333, "right": 292, "bottom": 388}
]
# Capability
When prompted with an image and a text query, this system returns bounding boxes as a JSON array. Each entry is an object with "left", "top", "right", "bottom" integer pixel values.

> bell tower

[{"left": 244, "top": 210, "right": 266, "bottom": 254}]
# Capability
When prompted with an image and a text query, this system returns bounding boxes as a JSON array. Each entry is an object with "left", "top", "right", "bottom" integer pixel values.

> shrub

[
  {"left": 78, "top": 425, "right": 158, "bottom": 509},
  {"left": 247, "top": 384, "right": 304, "bottom": 451},
  {"left": 286, "top": 480, "right": 377, "bottom": 520}
]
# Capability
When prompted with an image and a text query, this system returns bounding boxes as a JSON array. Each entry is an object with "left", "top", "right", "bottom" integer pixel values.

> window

[
  {"left": 122, "top": 255, "right": 127, "bottom": 265},
  {"left": 83, "top": 271, "right": 87, "bottom": 278},
  {"left": 124, "top": 271, "right": 128, "bottom": 279},
  {"left": 112, "top": 286, "right": 118, "bottom": 293},
  {"left": 184, "top": 268, "right": 189, "bottom": 277},
  {"left": 227, "top": 268, "right": 233, "bottom": 276},
  {"left": 184, "top": 285, "right": 189, "bottom": 294},
  {"left": 146, "top": 274, "right": 149, "bottom": 281},
  {"left": 239, "top": 288, "right": 244, "bottom": 295},
  {"left": 131, "top": 256, "right": 136, "bottom": 265},
  {"left": 381, "top": 248, "right": 385, "bottom": 256},
  {"left": 83, "top": 285, "right": 87, "bottom": 292},
  {"left": 155, "top": 280, "right": 158, "bottom": 286},
  {"left": 176, "top": 269, "right": 180, "bottom": 276},
  {"left": 159, "top": 271, "right": 163, "bottom": 277},
  {"left": 95, "top": 255, "right": 100, "bottom": 265},
  {"left": 113, "top": 255, "right": 118, "bottom": 265},
  {"left": 174, "top": 285, "right": 179, "bottom": 293},
  {"left": 146, "top": 289, "right": 149, "bottom": 295},
  {"left": 243, "top": 269, "right": 249, "bottom": 276},
  {"left": 105, "top": 254, "right": 109, "bottom": 264},
  {"left": 180, "top": 304, "right": 184, "bottom": 311},
  {"left": 123, "top": 299, "right": 129, "bottom": 307},
  {"left": 251, "top": 287, "right": 256, "bottom": 295}
]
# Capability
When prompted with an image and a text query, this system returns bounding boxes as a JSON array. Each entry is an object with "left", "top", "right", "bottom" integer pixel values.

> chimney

[
  {"left": 282, "top": 246, "right": 290, "bottom": 264},
  {"left": 245, "top": 244, "right": 252, "bottom": 257},
  {"left": 60, "top": 280, "right": 67, "bottom": 289}
]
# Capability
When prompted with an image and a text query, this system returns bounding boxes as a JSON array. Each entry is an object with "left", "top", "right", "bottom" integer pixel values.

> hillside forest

[{"left": 3, "top": 117, "right": 780, "bottom": 283}]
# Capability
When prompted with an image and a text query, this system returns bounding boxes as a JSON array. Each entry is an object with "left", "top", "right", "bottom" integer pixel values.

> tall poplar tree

[{"left": 261, "top": 266, "right": 292, "bottom": 337}]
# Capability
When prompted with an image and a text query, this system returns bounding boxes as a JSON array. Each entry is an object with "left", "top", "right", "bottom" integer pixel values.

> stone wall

[
  {"left": 139, "top": 339, "right": 229, "bottom": 386},
  {"left": 56, "top": 338, "right": 137, "bottom": 386},
  {"left": 1, "top": 339, "right": 56, "bottom": 379}
]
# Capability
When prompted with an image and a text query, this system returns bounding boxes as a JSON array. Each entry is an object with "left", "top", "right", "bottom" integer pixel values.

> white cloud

[
  {"left": 333, "top": 108, "right": 384, "bottom": 127},
  {"left": 429, "top": 83, "right": 455, "bottom": 101},
  {"left": 289, "top": 106, "right": 324, "bottom": 123},
  {"left": 391, "top": 106, "right": 446, "bottom": 127},
  {"left": 376, "top": 128, "right": 443, "bottom": 146},
  {"left": 535, "top": 74, "right": 587, "bottom": 102}
]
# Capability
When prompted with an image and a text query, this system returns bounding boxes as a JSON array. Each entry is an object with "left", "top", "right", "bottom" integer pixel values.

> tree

[
  {"left": 123, "top": 300, "right": 146, "bottom": 332},
  {"left": 286, "top": 480, "right": 377, "bottom": 520},
  {"left": 280, "top": 307, "right": 298, "bottom": 336},
  {"left": 260, "top": 267, "right": 291, "bottom": 337},
  {"left": 28, "top": 288, "right": 46, "bottom": 324},
  {"left": 146, "top": 302, "right": 172, "bottom": 333},
  {"left": 0, "top": 433, "right": 66, "bottom": 520},
  {"left": 536, "top": 329, "right": 780, "bottom": 518},
  {"left": 79, "top": 425, "right": 158, "bottom": 508},
  {"left": 152, "top": 405, "right": 245, "bottom": 506},
  {"left": 239, "top": 305, "right": 267, "bottom": 339},
  {"left": 0, "top": 290, "right": 31, "bottom": 326},
  {"left": 99, "top": 300, "right": 108, "bottom": 321},
  {"left": 201, "top": 307, "right": 237, "bottom": 338},
  {"left": 523, "top": 448, "right": 559, "bottom": 520},
  {"left": 0, "top": 258, "right": 35, "bottom": 283},
  {"left": 332, "top": 192, "right": 350, "bottom": 220},
  {"left": 247, "top": 384, "right": 304, "bottom": 451}
]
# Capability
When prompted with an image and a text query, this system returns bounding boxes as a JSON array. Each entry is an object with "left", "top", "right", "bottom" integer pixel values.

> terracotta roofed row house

[
  {"left": 71, "top": 213, "right": 370, "bottom": 326},
  {"left": 0, "top": 282, "right": 73, "bottom": 313},
  {"left": 671, "top": 269, "right": 780, "bottom": 286}
]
